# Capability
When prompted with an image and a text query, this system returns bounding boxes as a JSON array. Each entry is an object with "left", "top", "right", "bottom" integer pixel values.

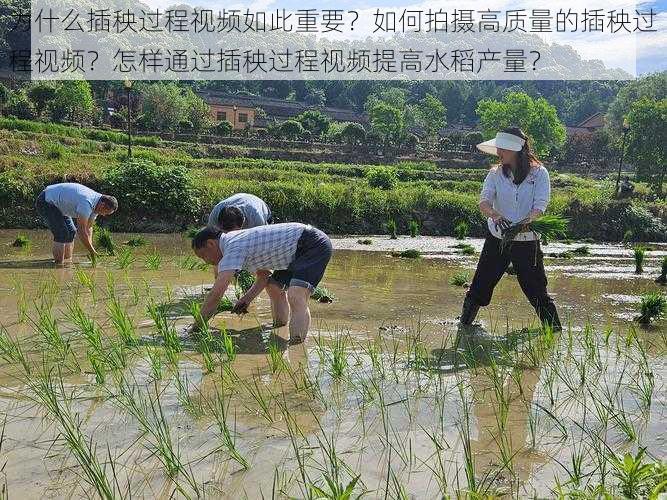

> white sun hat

[{"left": 476, "top": 131, "right": 526, "bottom": 155}]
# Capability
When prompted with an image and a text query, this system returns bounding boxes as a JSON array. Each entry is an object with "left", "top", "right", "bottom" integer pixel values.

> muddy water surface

[{"left": 0, "top": 230, "right": 665, "bottom": 498}]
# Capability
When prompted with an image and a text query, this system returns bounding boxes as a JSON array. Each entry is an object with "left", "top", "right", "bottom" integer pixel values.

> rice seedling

[
  {"left": 312, "top": 286, "right": 335, "bottom": 303},
  {"left": 146, "top": 300, "right": 181, "bottom": 360},
  {"left": 74, "top": 268, "right": 97, "bottom": 300},
  {"left": 146, "top": 347, "right": 163, "bottom": 380},
  {"left": 125, "top": 236, "right": 147, "bottom": 247},
  {"left": 174, "top": 370, "right": 204, "bottom": 418},
  {"left": 11, "top": 234, "right": 30, "bottom": 248},
  {"left": 454, "top": 220, "right": 468, "bottom": 240},
  {"left": 449, "top": 271, "right": 469, "bottom": 287},
  {"left": 391, "top": 249, "right": 421, "bottom": 259},
  {"left": 635, "top": 292, "right": 666, "bottom": 325},
  {"left": 0, "top": 324, "right": 31, "bottom": 374},
  {"left": 34, "top": 300, "right": 77, "bottom": 369},
  {"left": 107, "top": 295, "right": 138, "bottom": 347},
  {"left": 500, "top": 215, "right": 569, "bottom": 252},
  {"left": 234, "top": 270, "right": 255, "bottom": 297},
  {"left": 266, "top": 339, "right": 287, "bottom": 374},
  {"left": 178, "top": 255, "right": 208, "bottom": 271},
  {"left": 94, "top": 226, "right": 116, "bottom": 255},
  {"left": 387, "top": 219, "right": 398, "bottom": 239},
  {"left": 145, "top": 249, "right": 162, "bottom": 270},
  {"left": 208, "top": 386, "right": 250, "bottom": 470},
  {"left": 356, "top": 238, "right": 372, "bottom": 245},
  {"left": 184, "top": 227, "right": 199, "bottom": 239},
  {"left": 241, "top": 375, "right": 274, "bottom": 423},
  {"left": 328, "top": 335, "right": 349, "bottom": 379},
  {"left": 634, "top": 245, "right": 646, "bottom": 274},
  {"left": 113, "top": 379, "right": 201, "bottom": 496},
  {"left": 27, "top": 366, "right": 121, "bottom": 500},
  {"left": 409, "top": 220, "right": 419, "bottom": 238},
  {"left": 65, "top": 300, "right": 103, "bottom": 354},
  {"left": 115, "top": 247, "right": 134, "bottom": 269}
]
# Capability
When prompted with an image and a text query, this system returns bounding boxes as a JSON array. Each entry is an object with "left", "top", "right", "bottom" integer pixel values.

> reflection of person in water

[{"left": 459, "top": 127, "right": 561, "bottom": 331}]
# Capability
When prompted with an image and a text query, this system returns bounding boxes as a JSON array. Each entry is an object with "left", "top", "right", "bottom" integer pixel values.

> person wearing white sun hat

[{"left": 458, "top": 127, "right": 561, "bottom": 331}]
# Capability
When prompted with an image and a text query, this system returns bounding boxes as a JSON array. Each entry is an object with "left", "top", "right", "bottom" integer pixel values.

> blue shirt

[
  {"left": 480, "top": 164, "right": 551, "bottom": 239},
  {"left": 208, "top": 193, "right": 271, "bottom": 231},
  {"left": 44, "top": 183, "right": 102, "bottom": 221}
]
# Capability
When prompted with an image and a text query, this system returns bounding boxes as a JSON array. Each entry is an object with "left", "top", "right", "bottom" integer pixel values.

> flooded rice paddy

[{"left": 0, "top": 230, "right": 665, "bottom": 498}]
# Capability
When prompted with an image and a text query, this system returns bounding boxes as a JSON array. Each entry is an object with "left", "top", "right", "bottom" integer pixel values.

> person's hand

[
  {"left": 493, "top": 216, "right": 513, "bottom": 233},
  {"left": 231, "top": 299, "right": 249, "bottom": 315}
]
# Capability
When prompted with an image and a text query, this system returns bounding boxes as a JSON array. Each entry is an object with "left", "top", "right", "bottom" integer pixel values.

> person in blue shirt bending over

[
  {"left": 35, "top": 183, "right": 118, "bottom": 266},
  {"left": 459, "top": 127, "right": 561, "bottom": 331}
]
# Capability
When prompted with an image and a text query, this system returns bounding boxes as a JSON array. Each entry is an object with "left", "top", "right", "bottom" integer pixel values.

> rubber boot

[{"left": 459, "top": 294, "right": 480, "bottom": 325}]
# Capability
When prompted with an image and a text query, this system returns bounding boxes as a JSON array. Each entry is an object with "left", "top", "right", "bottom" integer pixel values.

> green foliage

[
  {"left": 454, "top": 220, "right": 469, "bottom": 240},
  {"left": 365, "top": 166, "right": 397, "bottom": 190},
  {"left": 412, "top": 93, "right": 446, "bottom": 144},
  {"left": 43, "top": 141, "right": 67, "bottom": 160},
  {"left": 634, "top": 245, "right": 646, "bottom": 274},
  {"left": 409, "top": 220, "right": 419, "bottom": 237},
  {"left": 449, "top": 271, "right": 470, "bottom": 287},
  {"left": 26, "top": 82, "right": 56, "bottom": 118},
  {"left": 49, "top": 81, "right": 96, "bottom": 123},
  {"left": 125, "top": 236, "right": 147, "bottom": 247},
  {"left": 339, "top": 122, "right": 366, "bottom": 145},
  {"left": 312, "top": 286, "right": 335, "bottom": 303},
  {"left": 11, "top": 234, "right": 30, "bottom": 248},
  {"left": 94, "top": 227, "right": 116, "bottom": 255},
  {"left": 214, "top": 120, "right": 233, "bottom": 136},
  {"left": 295, "top": 110, "right": 330, "bottom": 137},
  {"left": 104, "top": 159, "right": 199, "bottom": 223},
  {"left": 235, "top": 270, "right": 255, "bottom": 298},
  {"left": 386, "top": 219, "right": 398, "bottom": 239},
  {"left": 476, "top": 91, "right": 566, "bottom": 157},
  {"left": 636, "top": 292, "right": 666, "bottom": 324},
  {"left": 357, "top": 239, "right": 372, "bottom": 245},
  {"left": 138, "top": 82, "right": 210, "bottom": 132},
  {"left": 275, "top": 119, "right": 305, "bottom": 140},
  {"left": 457, "top": 243, "right": 476, "bottom": 255},
  {"left": 5, "top": 89, "right": 36, "bottom": 119},
  {"left": 369, "top": 101, "right": 404, "bottom": 145},
  {"left": 626, "top": 97, "right": 666, "bottom": 197}
]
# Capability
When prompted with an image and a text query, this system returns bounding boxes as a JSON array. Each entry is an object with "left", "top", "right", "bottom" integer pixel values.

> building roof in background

[{"left": 197, "top": 91, "right": 367, "bottom": 124}]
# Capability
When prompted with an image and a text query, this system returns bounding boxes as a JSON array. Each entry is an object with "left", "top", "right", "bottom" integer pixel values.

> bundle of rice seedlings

[
  {"left": 571, "top": 245, "right": 590, "bottom": 256},
  {"left": 655, "top": 256, "right": 667, "bottom": 284},
  {"left": 125, "top": 236, "right": 147, "bottom": 247},
  {"left": 454, "top": 221, "right": 469, "bottom": 240},
  {"left": 449, "top": 271, "right": 470, "bottom": 287},
  {"left": 409, "top": 220, "right": 419, "bottom": 238},
  {"left": 11, "top": 235, "right": 30, "bottom": 248},
  {"left": 391, "top": 249, "right": 421, "bottom": 259},
  {"left": 635, "top": 292, "right": 666, "bottom": 325},
  {"left": 500, "top": 215, "right": 568, "bottom": 253},
  {"left": 94, "top": 226, "right": 116, "bottom": 255},
  {"left": 235, "top": 270, "right": 255, "bottom": 296},
  {"left": 634, "top": 246, "right": 646, "bottom": 274},
  {"left": 357, "top": 239, "right": 373, "bottom": 245},
  {"left": 312, "top": 286, "right": 335, "bottom": 303},
  {"left": 387, "top": 219, "right": 398, "bottom": 239}
]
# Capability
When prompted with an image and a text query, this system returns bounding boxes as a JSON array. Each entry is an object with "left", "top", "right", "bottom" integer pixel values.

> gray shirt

[
  {"left": 208, "top": 193, "right": 271, "bottom": 231},
  {"left": 217, "top": 223, "right": 307, "bottom": 274},
  {"left": 44, "top": 183, "right": 102, "bottom": 221}
]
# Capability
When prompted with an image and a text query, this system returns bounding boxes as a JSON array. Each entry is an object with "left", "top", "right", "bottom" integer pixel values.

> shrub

[
  {"left": 43, "top": 141, "right": 67, "bottom": 160},
  {"left": 214, "top": 120, "right": 233, "bottom": 136},
  {"left": 339, "top": 123, "right": 366, "bottom": 145},
  {"left": 366, "top": 166, "right": 398, "bottom": 190},
  {"left": 103, "top": 159, "right": 199, "bottom": 224},
  {"left": 276, "top": 120, "right": 305, "bottom": 140}
]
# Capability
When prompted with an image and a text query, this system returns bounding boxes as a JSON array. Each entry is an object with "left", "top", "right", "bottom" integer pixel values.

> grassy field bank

[{"left": 0, "top": 118, "right": 665, "bottom": 241}]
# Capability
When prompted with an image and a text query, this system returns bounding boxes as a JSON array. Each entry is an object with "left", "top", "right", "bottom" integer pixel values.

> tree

[
  {"left": 214, "top": 120, "right": 233, "bottom": 136},
  {"left": 26, "top": 82, "right": 56, "bottom": 118},
  {"left": 138, "top": 82, "right": 185, "bottom": 131},
  {"left": 412, "top": 93, "right": 446, "bottom": 146},
  {"left": 366, "top": 166, "right": 398, "bottom": 190},
  {"left": 49, "top": 81, "right": 96, "bottom": 123},
  {"left": 5, "top": 89, "right": 35, "bottom": 119},
  {"left": 607, "top": 73, "right": 666, "bottom": 133},
  {"left": 476, "top": 91, "right": 566, "bottom": 157},
  {"left": 625, "top": 97, "right": 666, "bottom": 197},
  {"left": 0, "top": 82, "right": 9, "bottom": 114},
  {"left": 182, "top": 88, "right": 212, "bottom": 132},
  {"left": 369, "top": 101, "right": 404, "bottom": 146},
  {"left": 296, "top": 110, "right": 330, "bottom": 137}
]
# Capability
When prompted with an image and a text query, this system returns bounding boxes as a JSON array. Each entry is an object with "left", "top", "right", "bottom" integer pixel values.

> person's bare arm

[
  {"left": 479, "top": 201, "right": 503, "bottom": 222},
  {"left": 76, "top": 218, "right": 97, "bottom": 258},
  {"left": 232, "top": 270, "right": 270, "bottom": 314},
  {"left": 200, "top": 270, "right": 235, "bottom": 323}
]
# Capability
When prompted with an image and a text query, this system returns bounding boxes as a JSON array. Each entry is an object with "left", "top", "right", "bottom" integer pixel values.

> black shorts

[
  {"left": 269, "top": 226, "right": 332, "bottom": 291},
  {"left": 35, "top": 190, "right": 77, "bottom": 243}
]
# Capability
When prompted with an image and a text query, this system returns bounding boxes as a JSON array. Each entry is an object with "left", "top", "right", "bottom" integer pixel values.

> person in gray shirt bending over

[
  {"left": 35, "top": 182, "right": 118, "bottom": 266},
  {"left": 207, "top": 193, "right": 272, "bottom": 232},
  {"left": 190, "top": 223, "right": 332, "bottom": 343}
]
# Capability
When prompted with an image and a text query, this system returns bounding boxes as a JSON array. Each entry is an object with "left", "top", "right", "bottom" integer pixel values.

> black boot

[
  {"left": 459, "top": 294, "right": 480, "bottom": 325},
  {"left": 537, "top": 301, "right": 562, "bottom": 332}
]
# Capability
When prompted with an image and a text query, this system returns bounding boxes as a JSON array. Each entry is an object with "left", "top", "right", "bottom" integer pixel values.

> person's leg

[
  {"left": 511, "top": 241, "right": 562, "bottom": 331},
  {"left": 287, "top": 285, "right": 311, "bottom": 342},
  {"left": 460, "top": 235, "right": 511, "bottom": 324},
  {"left": 266, "top": 281, "right": 289, "bottom": 327},
  {"left": 52, "top": 242, "right": 67, "bottom": 266}
]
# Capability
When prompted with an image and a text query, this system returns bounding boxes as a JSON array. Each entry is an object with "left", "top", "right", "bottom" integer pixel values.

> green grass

[
  {"left": 391, "top": 249, "right": 421, "bottom": 259},
  {"left": 449, "top": 271, "right": 470, "bottom": 287}
]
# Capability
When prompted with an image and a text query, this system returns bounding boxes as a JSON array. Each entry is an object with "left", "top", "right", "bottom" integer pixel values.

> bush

[
  {"left": 214, "top": 120, "right": 233, "bottom": 136},
  {"left": 636, "top": 292, "right": 666, "bottom": 324},
  {"left": 5, "top": 90, "right": 36, "bottom": 120},
  {"left": 43, "top": 141, "right": 67, "bottom": 160},
  {"left": 103, "top": 159, "right": 199, "bottom": 225},
  {"left": 366, "top": 166, "right": 398, "bottom": 190},
  {"left": 339, "top": 123, "right": 366, "bottom": 145},
  {"left": 276, "top": 120, "right": 305, "bottom": 140}
]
